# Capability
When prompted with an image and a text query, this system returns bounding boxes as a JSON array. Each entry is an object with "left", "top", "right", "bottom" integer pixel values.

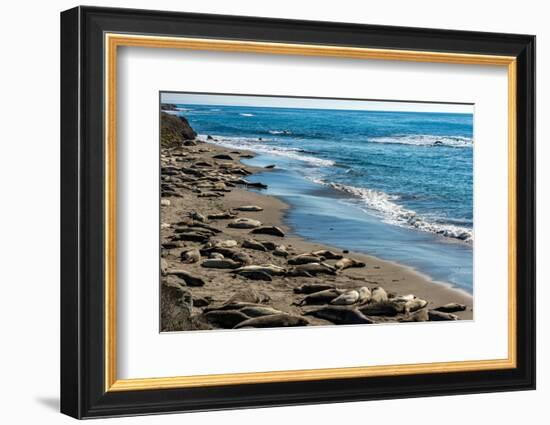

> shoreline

[{"left": 160, "top": 139, "right": 473, "bottom": 331}]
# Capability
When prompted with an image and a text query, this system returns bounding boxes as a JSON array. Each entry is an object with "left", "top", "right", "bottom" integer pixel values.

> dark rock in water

[
  {"left": 204, "top": 310, "right": 250, "bottom": 329},
  {"left": 167, "top": 269, "right": 206, "bottom": 287},
  {"left": 293, "top": 283, "right": 335, "bottom": 294},
  {"left": 246, "top": 181, "right": 268, "bottom": 189},
  {"left": 305, "top": 306, "right": 375, "bottom": 325},
  {"left": 213, "top": 154, "right": 234, "bottom": 160},
  {"left": 207, "top": 135, "right": 214, "bottom": 140},
  {"left": 264, "top": 164, "right": 276, "bottom": 169},
  {"left": 240, "top": 154, "right": 255, "bottom": 159},
  {"left": 428, "top": 310, "right": 458, "bottom": 321},
  {"left": 434, "top": 303, "right": 467, "bottom": 313},
  {"left": 234, "top": 313, "right": 309, "bottom": 329},
  {"left": 251, "top": 226, "right": 285, "bottom": 237},
  {"left": 160, "top": 112, "right": 197, "bottom": 147},
  {"left": 433, "top": 140, "right": 443, "bottom": 145}
]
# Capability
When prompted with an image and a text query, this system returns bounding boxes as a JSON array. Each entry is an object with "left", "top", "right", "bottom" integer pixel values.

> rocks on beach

[{"left": 159, "top": 113, "right": 472, "bottom": 331}]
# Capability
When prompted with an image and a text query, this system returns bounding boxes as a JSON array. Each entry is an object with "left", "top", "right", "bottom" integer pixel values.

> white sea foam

[
  {"left": 200, "top": 134, "right": 335, "bottom": 167},
  {"left": 239, "top": 113, "right": 254, "bottom": 117},
  {"left": 369, "top": 134, "right": 473, "bottom": 148},
  {"left": 312, "top": 179, "right": 473, "bottom": 242},
  {"left": 268, "top": 130, "right": 292, "bottom": 135}
]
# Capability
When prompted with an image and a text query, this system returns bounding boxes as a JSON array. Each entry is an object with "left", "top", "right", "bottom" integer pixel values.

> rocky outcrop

[{"left": 160, "top": 112, "right": 197, "bottom": 147}]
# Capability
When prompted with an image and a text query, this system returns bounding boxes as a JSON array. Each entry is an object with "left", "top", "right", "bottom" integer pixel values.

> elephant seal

[
  {"left": 225, "top": 288, "right": 271, "bottom": 305},
  {"left": 297, "top": 288, "right": 345, "bottom": 306},
  {"left": 236, "top": 270, "right": 272, "bottom": 281},
  {"left": 428, "top": 310, "right": 458, "bottom": 321},
  {"left": 359, "top": 301, "right": 403, "bottom": 316},
  {"left": 335, "top": 258, "right": 366, "bottom": 271},
  {"left": 189, "top": 211, "right": 206, "bottom": 222},
  {"left": 288, "top": 262, "right": 337, "bottom": 277},
  {"left": 209, "top": 252, "right": 224, "bottom": 259},
  {"left": 250, "top": 226, "right": 285, "bottom": 237},
  {"left": 201, "top": 258, "right": 240, "bottom": 269},
  {"left": 204, "top": 310, "right": 250, "bottom": 328},
  {"left": 239, "top": 306, "right": 284, "bottom": 317},
  {"left": 273, "top": 246, "right": 289, "bottom": 257},
  {"left": 180, "top": 248, "right": 201, "bottom": 263},
  {"left": 228, "top": 217, "right": 262, "bottom": 229},
  {"left": 293, "top": 283, "right": 335, "bottom": 294},
  {"left": 370, "top": 287, "right": 388, "bottom": 303},
  {"left": 400, "top": 309, "right": 429, "bottom": 322},
  {"left": 311, "top": 250, "right": 343, "bottom": 260},
  {"left": 242, "top": 239, "right": 267, "bottom": 251},
  {"left": 434, "top": 303, "right": 466, "bottom": 313},
  {"left": 330, "top": 290, "right": 360, "bottom": 305},
  {"left": 288, "top": 254, "right": 324, "bottom": 265},
  {"left": 207, "top": 211, "right": 237, "bottom": 220},
  {"left": 234, "top": 264, "right": 286, "bottom": 276},
  {"left": 167, "top": 269, "right": 205, "bottom": 287},
  {"left": 235, "top": 205, "right": 263, "bottom": 212},
  {"left": 305, "top": 306, "right": 375, "bottom": 325},
  {"left": 357, "top": 287, "right": 372, "bottom": 304},
  {"left": 234, "top": 313, "right": 309, "bottom": 329}
]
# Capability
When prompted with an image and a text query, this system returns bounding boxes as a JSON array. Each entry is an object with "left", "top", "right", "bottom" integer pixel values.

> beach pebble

[{"left": 228, "top": 218, "right": 262, "bottom": 229}]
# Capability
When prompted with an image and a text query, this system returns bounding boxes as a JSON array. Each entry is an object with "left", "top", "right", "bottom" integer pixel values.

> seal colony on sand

[{"left": 159, "top": 115, "right": 473, "bottom": 332}]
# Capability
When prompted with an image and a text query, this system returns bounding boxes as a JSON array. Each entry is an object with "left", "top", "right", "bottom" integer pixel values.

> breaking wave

[
  {"left": 369, "top": 134, "right": 473, "bottom": 148},
  {"left": 200, "top": 134, "right": 335, "bottom": 167},
  {"left": 312, "top": 179, "right": 473, "bottom": 242}
]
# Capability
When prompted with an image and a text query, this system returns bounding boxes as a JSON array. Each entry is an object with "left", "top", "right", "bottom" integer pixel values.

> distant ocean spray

[{"left": 168, "top": 104, "right": 474, "bottom": 243}]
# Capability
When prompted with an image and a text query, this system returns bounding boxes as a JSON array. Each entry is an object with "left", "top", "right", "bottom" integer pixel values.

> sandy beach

[{"left": 160, "top": 134, "right": 473, "bottom": 332}]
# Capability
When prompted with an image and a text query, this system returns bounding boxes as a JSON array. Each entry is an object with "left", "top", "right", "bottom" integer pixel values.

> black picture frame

[{"left": 61, "top": 5, "right": 536, "bottom": 419}]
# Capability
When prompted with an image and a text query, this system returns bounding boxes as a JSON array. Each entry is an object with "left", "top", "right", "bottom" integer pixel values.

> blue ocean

[{"left": 167, "top": 103, "right": 473, "bottom": 293}]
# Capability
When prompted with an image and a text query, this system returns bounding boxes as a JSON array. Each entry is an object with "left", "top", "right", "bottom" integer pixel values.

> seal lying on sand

[
  {"left": 234, "top": 313, "right": 309, "bottom": 329},
  {"left": 305, "top": 306, "right": 375, "bottom": 325},
  {"left": 288, "top": 254, "right": 324, "bottom": 265},
  {"left": 288, "top": 262, "right": 337, "bottom": 277},
  {"left": 293, "top": 283, "right": 335, "bottom": 294},
  {"left": 311, "top": 250, "right": 343, "bottom": 260},
  {"left": 334, "top": 258, "right": 366, "bottom": 271},
  {"left": 330, "top": 287, "right": 371, "bottom": 305},
  {"left": 204, "top": 310, "right": 250, "bottom": 328},
  {"left": 180, "top": 248, "right": 201, "bottom": 263},
  {"left": 297, "top": 288, "right": 345, "bottom": 306}
]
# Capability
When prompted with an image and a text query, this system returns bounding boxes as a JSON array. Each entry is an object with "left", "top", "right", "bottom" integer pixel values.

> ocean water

[{"left": 167, "top": 103, "right": 474, "bottom": 293}]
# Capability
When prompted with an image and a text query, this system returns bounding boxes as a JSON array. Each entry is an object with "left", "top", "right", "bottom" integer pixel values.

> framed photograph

[{"left": 60, "top": 6, "right": 535, "bottom": 419}]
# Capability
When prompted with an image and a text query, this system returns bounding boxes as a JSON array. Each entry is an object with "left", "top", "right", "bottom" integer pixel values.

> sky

[{"left": 160, "top": 92, "right": 473, "bottom": 114}]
